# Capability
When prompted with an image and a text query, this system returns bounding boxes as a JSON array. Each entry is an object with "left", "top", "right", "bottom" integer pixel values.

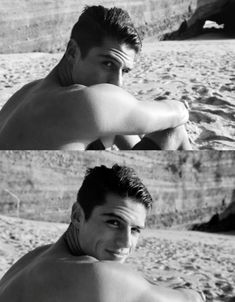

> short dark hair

[
  {"left": 77, "top": 164, "right": 152, "bottom": 220},
  {"left": 70, "top": 5, "right": 142, "bottom": 58}
]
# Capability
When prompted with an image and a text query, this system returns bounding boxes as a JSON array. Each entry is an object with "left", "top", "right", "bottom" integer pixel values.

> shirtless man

[
  {"left": 0, "top": 164, "right": 204, "bottom": 302},
  {"left": 0, "top": 5, "right": 191, "bottom": 150}
]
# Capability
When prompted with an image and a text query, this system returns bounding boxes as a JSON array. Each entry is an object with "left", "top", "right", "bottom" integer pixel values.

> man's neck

[
  {"left": 57, "top": 56, "right": 74, "bottom": 87},
  {"left": 63, "top": 223, "right": 85, "bottom": 256}
]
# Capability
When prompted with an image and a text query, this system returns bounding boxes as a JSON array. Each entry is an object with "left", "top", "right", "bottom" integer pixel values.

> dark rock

[
  {"left": 162, "top": 0, "right": 235, "bottom": 40},
  {"left": 190, "top": 191, "right": 235, "bottom": 232}
]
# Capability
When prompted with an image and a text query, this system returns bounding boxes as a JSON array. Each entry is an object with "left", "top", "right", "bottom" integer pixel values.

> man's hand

[{"left": 182, "top": 100, "right": 190, "bottom": 110}]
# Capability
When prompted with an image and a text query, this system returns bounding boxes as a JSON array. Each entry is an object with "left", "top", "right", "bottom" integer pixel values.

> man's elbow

[{"left": 173, "top": 103, "right": 189, "bottom": 128}]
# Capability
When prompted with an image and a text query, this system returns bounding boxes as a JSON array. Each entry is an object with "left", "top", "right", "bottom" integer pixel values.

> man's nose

[
  {"left": 115, "top": 228, "right": 132, "bottom": 248},
  {"left": 108, "top": 71, "right": 123, "bottom": 87}
]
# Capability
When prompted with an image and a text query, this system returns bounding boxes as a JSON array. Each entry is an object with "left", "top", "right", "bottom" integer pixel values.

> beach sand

[
  {"left": 0, "top": 214, "right": 234, "bottom": 301},
  {"left": 0, "top": 35, "right": 234, "bottom": 150}
]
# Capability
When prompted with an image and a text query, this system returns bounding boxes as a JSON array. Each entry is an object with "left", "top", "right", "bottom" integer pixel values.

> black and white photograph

[
  {"left": 0, "top": 151, "right": 234, "bottom": 301},
  {"left": 0, "top": 0, "right": 235, "bottom": 301},
  {"left": 0, "top": 1, "right": 234, "bottom": 150}
]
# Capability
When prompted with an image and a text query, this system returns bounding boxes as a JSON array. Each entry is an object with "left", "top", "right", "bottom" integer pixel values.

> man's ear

[
  {"left": 71, "top": 202, "right": 84, "bottom": 228},
  {"left": 65, "top": 39, "right": 81, "bottom": 63}
]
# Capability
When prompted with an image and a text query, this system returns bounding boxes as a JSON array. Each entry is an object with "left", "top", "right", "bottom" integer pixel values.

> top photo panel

[{"left": 0, "top": 1, "right": 234, "bottom": 150}]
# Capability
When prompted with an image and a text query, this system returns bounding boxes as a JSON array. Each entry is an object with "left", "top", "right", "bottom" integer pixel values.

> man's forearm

[
  {"left": 75, "top": 84, "right": 189, "bottom": 138},
  {"left": 147, "top": 285, "right": 205, "bottom": 302},
  {"left": 137, "top": 99, "right": 189, "bottom": 133}
]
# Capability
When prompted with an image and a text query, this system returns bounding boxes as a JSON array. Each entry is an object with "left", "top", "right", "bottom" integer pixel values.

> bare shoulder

[
  {"left": 0, "top": 245, "right": 51, "bottom": 284},
  {"left": 69, "top": 261, "right": 152, "bottom": 301},
  {"left": 27, "top": 259, "right": 151, "bottom": 302},
  {"left": 31, "top": 83, "right": 140, "bottom": 140},
  {"left": 1, "top": 257, "right": 199, "bottom": 302},
  {"left": 54, "top": 83, "right": 137, "bottom": 107},
  {"left": 86, "top": 262, "right": 201, "bottom": 302}
]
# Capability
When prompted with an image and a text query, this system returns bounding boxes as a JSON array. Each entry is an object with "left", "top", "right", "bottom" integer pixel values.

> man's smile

[{"left": 105, "top": 249, "right": 128, "bottom": 260}]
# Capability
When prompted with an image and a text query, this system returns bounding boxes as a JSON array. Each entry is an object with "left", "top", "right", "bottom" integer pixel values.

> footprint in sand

[
  {"left": 215, "top": 281, "right": 233, "bottom": 294},
  {"left": 154, "top": 92, "right": 171, "bottom": 101},
  {"left": 212, "top": 92, "right": 224, "bottom": 98},
  {"left": 161, "top": 75, "right": 174, "bottom": 80},
  {"left": 196, "top": 128, "right": 234, "bottom": 143},
  {"left": 220, "top": 84, "right": 235, "bottom": 92},
  {"left": 198, "top": 96, "right": 233, "bottom": 107},
  {"left": 190, "top": 110, "right": 215, "bottom": 124},
  {"left": 200, "top": 108, "right": 235, "bottom": 120},
  {"left": 192, "top": 85, "right": 211, "bottom": 96},
  {"left": 4, "top": 84, "right": 13, "bottom": 88},
  {"left": 215, "top": 280, "right": 234, "bottom": 301},
  {"left": 181, "top": 95, "right": 192, "bottom": 102},
  {"left": 137, "top": 90, "right": 146, "bottom": 95}
]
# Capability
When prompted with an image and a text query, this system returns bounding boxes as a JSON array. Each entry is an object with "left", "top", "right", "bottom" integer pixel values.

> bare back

[
  {"left": 0, "top": 62, "right": 190, "bottom": 151},
  {"left": 0, "top": 80, "right": 41, "bottom": 146},
  {"left": 0, "top": 236, "right": 202, "bottom": 302},
  {"left": 0, "top": 72, "right": 94, "bottom": 150},
  {"left": 0, "top": 238, "right": 150, "bottom": 302}
]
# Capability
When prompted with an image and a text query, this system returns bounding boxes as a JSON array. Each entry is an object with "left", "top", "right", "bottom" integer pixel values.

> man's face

[
  {"left": 78, "top": 193, "right": 147, "bottom": 263},
  {"left": 72, "top": 38, "right": 136, "bottom": 87}
]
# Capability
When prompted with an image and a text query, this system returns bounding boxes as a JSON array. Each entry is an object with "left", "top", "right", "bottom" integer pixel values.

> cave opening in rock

[
  {"left": 200, "top": 15, "right": 235, "bottom": 38},
  {"left": 203, "top": 20, "right": 224, "bottom": 30},
  {"left": 202, "top": 1, "right": 235, "bottom": 35}
]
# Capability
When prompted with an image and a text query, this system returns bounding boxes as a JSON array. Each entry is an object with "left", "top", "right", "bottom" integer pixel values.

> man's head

[
  {"left": 64, "top": 5, "right": 143, "bottom": 87},
  {"left": 71, "top": 5, "right": 142, "bottom": 59},
  {"left": 71, "top": 164, "right": 152, "bottom": 262}
]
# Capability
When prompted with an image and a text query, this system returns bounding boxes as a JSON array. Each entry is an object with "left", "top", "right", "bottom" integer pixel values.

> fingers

[{"left": 182, "top": 100, "right": 190, "bottom": 110}]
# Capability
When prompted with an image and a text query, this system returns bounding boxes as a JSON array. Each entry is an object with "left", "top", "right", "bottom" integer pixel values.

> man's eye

[
  {"left": 122, "top": 68, "right": 130, "bottom": 74},
  {"left": 103, "top": 61, "right": 114, "bottom": 69},
  {"left": 107, "top": 220, "right": 120, "bottom": 227},
  {"left": 132, "top": 228, "right": 141, "bottom": 235}
]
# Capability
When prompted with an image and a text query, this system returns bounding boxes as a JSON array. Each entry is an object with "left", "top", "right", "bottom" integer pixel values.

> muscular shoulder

[
  {"left": 54, "top": 83, "right": 137, "bottom": 108},
  {"left": 2, "top": 257, "right": 156, "bottom": 302},
  {"left": 37, "top": 260, "right": 150, "bottom": 301},
  {"left": 77, "top": 261, "right": 151, "bottom": 302}
]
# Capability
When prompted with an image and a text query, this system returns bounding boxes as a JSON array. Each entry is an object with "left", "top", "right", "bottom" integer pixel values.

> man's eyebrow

[
  {"left": 102, "top": 213, "right": 145, "bottom": 229},
  {"left": 98, "top": 54, "right": 132, "bottom": 71},
  {"left": 102, "top": 213, "right": 125, "bottom": 221},
  {"left": 98, "top": 54, "right": 119, "bottom": 62}
]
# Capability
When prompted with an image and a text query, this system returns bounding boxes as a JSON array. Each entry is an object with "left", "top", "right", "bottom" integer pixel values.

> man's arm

[
  {"left": 44, "top": 261, "right": 204, "bottom": 302},
  {"left": 79, "top": 84, "right": 188, "bottom": 135},
  {"left": 90, "top": 261, "right": 204, "bottom": 302},
  {"left": 47, "top": 83, "right": 188, "bottom": 144}
]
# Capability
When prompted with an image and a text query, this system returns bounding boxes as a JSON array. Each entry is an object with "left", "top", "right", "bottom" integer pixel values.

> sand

[
  {"left": 0, "top": 214, "right": 234, "bottom": 301},
  {"left": 0, "top": 35, "right": 235, "bottom": 150}
]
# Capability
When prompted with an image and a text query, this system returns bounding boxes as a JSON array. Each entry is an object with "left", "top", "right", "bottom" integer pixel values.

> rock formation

[
  {"left": 0, "top": 151, "right": 234, "bottom": 228},
  {"left": 190, "top": 190, "right": 235, "bottom": 232},
  {"left": 163, "top": 0, "right": 235, "bottom": 40},
  {"left": 0, "top": 0, "right": 235, "bottom": 53},
  {"left": 2, "top": 0, "right": 233, "bottom": 54}
]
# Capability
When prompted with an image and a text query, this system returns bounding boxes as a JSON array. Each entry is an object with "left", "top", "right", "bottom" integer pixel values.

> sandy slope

[
  {"left": 0, "top": 214, "right": 234, "bottom": 301},
  {"left": 0, "top": 36, "right": 235, "bottom": 149}
]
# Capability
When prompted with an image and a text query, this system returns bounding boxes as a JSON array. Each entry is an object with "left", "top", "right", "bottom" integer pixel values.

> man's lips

[{"left": 105, "top": 249, "right": 128, "bottom": 258}]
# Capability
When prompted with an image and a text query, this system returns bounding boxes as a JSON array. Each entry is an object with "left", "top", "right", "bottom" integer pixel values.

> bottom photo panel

[{"left": 0, "top": 151, "right": 234, "bottom": 302}]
